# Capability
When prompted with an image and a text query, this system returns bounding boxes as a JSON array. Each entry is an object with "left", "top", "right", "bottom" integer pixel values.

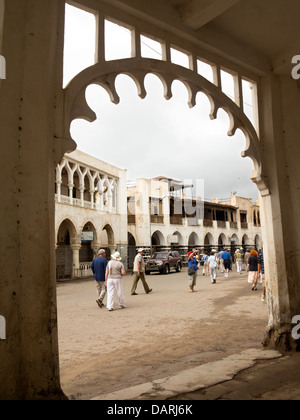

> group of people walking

[
  {"left": 188, "top": 247, "right": 265, "bottom": 301},
  {"left": 91, "top": 246, "right": 265, "bottom": 310},
  {"left": 90, "top": 248, "right": 152, "bottom": 311}
]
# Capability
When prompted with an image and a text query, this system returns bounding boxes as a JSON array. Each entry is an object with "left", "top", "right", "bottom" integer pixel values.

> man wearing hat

[
  {"left": 90, "top": 249, "right": 108, "bottom": 308},
  {"left": 131, "top": 248, "right": 152, "bottom": 295}
]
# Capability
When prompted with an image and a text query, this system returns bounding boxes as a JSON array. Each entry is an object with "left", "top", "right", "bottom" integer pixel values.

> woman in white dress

[{"left": 105, "top": 251, "right": 126, "bottom": 311}]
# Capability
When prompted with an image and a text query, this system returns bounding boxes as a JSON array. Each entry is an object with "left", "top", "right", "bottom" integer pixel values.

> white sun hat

[{"left": 111, "top": 251, "right": 122, "bottom": 261}]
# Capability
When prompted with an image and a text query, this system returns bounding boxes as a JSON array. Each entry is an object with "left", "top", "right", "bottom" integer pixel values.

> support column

[
  {"left": 91, "top": 244, "right": 101, "bottom": 259},
  {"left": 70, "top": 244, "right": 81, "bottom": 278},
  {"left": 79, "top": 186, "right": 84, "bottom": 207},
  {"left": 56, "top": 181, "right": 62, "bottom": 203},
  {"left": 68, "top": 182, "right": 74, "bottom": 205},
  {"left": 0, "top": 0, "right": 70, "bottom": 399},
  {"left": 90, "top": 188, "right": 95, "bottom": 208},
  {"left": 259, "top": 74, "right": 300, "bottom": 351}
]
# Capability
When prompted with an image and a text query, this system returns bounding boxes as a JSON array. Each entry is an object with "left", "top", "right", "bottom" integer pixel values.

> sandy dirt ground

[{"left": 56, "top": 267, "right": 268, "bottom": 400}]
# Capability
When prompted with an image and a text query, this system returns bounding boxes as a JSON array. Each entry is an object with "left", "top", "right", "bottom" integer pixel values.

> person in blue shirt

[
  {"left": 222, "top": 249, "right": 232, "bottom": 278},
  {"left": 188, "top": 250, "right": 199, "bottom": 292},
  {"left": 90, "top": 249, "right": 108, "bottom": 308}
]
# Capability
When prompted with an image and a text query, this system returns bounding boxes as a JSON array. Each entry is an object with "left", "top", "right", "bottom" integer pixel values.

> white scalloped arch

[{"left": 63, "top": 58, "right": 269, "bottom": 195}]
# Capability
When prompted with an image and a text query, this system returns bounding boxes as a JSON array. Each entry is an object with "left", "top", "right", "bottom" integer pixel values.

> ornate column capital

[{"left": 70, "top": 243, "right": 81, "bottom": 251}]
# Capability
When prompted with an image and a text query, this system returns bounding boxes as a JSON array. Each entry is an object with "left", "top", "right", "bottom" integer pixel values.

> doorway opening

[{"left": 58, "top": 2, "right": 268, "bottom": 399}]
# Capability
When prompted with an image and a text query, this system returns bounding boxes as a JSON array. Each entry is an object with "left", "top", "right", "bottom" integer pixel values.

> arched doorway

[
  {"left": 230, "top": 233, "right": 239, "bottom": 252},
  {"left": 100, "top": 224, "right": 115, "bottom": 260},
  {"left": 242, "top": 234, "right": 250, "bottom": 248},
  {"left": 188, "top": 232, "right": 200, "bottom": 250},
  {"left": 56, "top": 219, "right": 77, "bottom": 279},
  {"left": 204, "top": 232, "right": 214, "bottom": 252},
  {"left": 128, "top": 232, "right": 136, "bottom": 269},
  {"left": 2, "top": 0, "right": 300, "bottom": 402},
  {"left": 151, "top": 230, "right": 165, "bottom": 249},
  {"left": 218, "top": 233, "right": 227, "bottom": 248},
  {"left": 58, "top": 3, "right": 296, "bottom": 397},
  {"left": 255, "top": 234, "right": 262, "bottom": 250},
  {"left": 80, "top": 222, "right": 96, "bottom": 263}
]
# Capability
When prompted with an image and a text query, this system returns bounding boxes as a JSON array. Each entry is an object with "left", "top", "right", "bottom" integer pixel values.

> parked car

[{"left": 145, "top": 251, "right": 183, "bottom": 275}]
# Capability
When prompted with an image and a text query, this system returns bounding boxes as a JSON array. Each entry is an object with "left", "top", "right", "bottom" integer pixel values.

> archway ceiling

[{"left": 105, "top": 0, "right": 300, "bottom": 75}]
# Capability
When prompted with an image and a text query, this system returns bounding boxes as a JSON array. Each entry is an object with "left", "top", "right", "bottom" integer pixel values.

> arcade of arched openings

[
  {"left": 1, "top": 0, "right": 300, "bottom": 400},
  {"left": 127, "top": 177, "right": 262, "bottom": 268},
  {"left": 55, "top": 149, "right": 128, "bottom": 278}
]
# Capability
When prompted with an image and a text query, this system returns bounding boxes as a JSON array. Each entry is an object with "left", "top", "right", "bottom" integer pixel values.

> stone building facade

[
  {"left": 127, "top": 177, "right": 261, "bottom": 267},
  {"left": 55, "top": 156, "right": 261, "bottom": 276},
  {"left": 55, "top": 150, "right": 128, "bottom": 278}
]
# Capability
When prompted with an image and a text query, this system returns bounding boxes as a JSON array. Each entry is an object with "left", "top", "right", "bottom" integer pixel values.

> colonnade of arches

[
  {"left": 128, "top": 230, "right": 262, "bottom": 268},
  {"left": 56, "top": 158, "right": 118, "bottom": 212},
  {"left": 147, "top": 229, "right": 261, "bottom": 250},
  {"left": 56, "top": 218, "right": 115, "bottom": 278}
]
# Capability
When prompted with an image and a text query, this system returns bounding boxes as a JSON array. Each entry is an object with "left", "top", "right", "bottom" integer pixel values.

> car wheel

[
  {"left": 176, "top": 263, "right": 182, "bottom": 272},
  {"left": 164, "top": 265, "right": 170, "bottom": 274},
  {"left": 145, "top": 271, "right": 150, "bottom": 275}
]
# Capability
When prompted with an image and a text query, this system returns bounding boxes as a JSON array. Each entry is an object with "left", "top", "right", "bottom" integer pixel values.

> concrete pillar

[
  {"left": 79, "top": 186, "right": 84, "bottom": 207},
  {"left": 0, "top": 0, "right": 70, "bottom": 399},
  {"left": 70, "top": 244, "right": 81, "bottom": 278},
  {"left": 88, "top": 189, "right": 94, "bottom": 207},
  {"left": 91, "top": 244, "right": 101, "bottom": 259},
  {"left": 68, "top": 182, "right": 73, "bottom": 205},
  {"left": 259, "top": 75, "right": 300, "bottom": 351},
  {"left": 56, "top": 181, "right": 62, "bottom": 202}
]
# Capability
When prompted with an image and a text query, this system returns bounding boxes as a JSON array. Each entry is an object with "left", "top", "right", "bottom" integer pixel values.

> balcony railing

[
  {"left": 170, "top": 216, "right": 183, "bottom": 225},
  {"left": 203, "top": 219, "right": 213, "bottom": 227},
  {"left": 217, "top": 220, "right": 226, "bottom": 228},
  {"left": 230, "top": 221, "right": 238, "bottom": 228},
  {"left": 186, "top": 217, "right": 199, "bottom": 226},
  {"left": 55, "top": 194, "right": 116, "bottom": 212},
  {"left": 151, "top": 215, "right": 164, "bottom": 224},
  {"left": 127, "top": 215, "right": 136, "bottom": 224},
  {"left": 241, "top": 222, "right": 248, "bottom": 229}
]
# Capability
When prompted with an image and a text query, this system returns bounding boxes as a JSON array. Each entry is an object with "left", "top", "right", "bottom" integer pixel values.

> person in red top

[
  {"left": 247, "top": 249, "right": 259, "bottom": 291},
  {"left": 188, "top": 250, "right": 198, "bottom": 292}
]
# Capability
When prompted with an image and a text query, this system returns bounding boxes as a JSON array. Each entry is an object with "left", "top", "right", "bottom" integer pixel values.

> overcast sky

[{"left": 64, "top": 4, "right": 258, "bottom": 202}]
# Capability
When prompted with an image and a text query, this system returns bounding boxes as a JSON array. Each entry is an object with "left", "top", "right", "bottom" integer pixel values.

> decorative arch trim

[{"left": 63, "top": 58, "right": 269, "bottom": 196}]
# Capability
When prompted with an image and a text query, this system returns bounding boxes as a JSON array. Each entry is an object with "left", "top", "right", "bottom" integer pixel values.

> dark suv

[{"left": 145, "top": 251, "right": 183, "bottom": 275}]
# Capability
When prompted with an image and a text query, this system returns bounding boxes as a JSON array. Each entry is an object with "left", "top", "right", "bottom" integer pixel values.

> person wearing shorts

[{"left": 222, "top": 249, "right": 232, "bottom": 278}]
